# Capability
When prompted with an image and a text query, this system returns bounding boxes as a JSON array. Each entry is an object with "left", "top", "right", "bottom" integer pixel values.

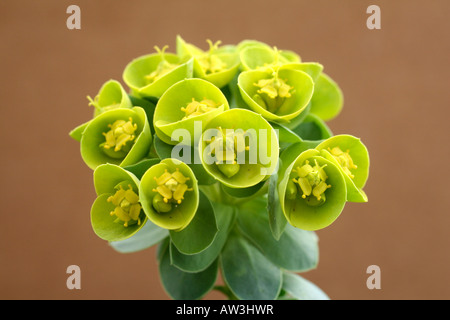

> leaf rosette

[
  {"left": 122, "top": 46, "right": 194, "bottom": 99},
  {"left": 199, "top": 108, "right": 279, "bottom": 188},
  {"left": 278, "top": 148, "right": 347, "bottom": 231},
  {"left": 139, "top": 158, "right": 199, "bottom": 231},
  {"left": 91, "top": 164, "right": 147, "bottom": 241},
  {"left": 153, "top": 78, "right": 229, "bottom": 145},
  {"left": 80, "top": 106, "right": 152, "bottom": 169}
]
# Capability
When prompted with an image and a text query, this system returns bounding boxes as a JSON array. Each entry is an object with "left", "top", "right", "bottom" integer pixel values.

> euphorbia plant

[{"left": 70, "top": 36, "right": 370, "bottom": 300}]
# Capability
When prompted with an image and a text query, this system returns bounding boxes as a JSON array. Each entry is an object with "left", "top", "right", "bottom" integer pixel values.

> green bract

[
  {"left": 199, "top": 108, "right": 279, "bottom": 188},
  {"left": 139, "top": 158, "right": 199, "bottom": 231},
  {"left": 122, "top": 46, "right": 194, "bottom": 99},
  {"left": 69, "top": 80, "right": 133, "bottom": 141},
  {"left": 91, "top": 164, "right": 147, "bottom": 241},
  {"left": 238, "top": 66, "right": 314, "bottom": 123},
  {"left": 70, "top": 36, "right": 370, "bottom": 301},
  {"left": 177, "top": 36, "right": 240, "bottom": 89},
  {"left": 315, "top": 134, "right": 370, "bottom": 202},
  {"left": 80, "top": 106, "right": 152, "bottom": 169},
  {"left": 153, "top": 78, "right": 229, "bottom": 145},
  {"left": 278, "top": 148, "right": 347, "bottom": 231}
]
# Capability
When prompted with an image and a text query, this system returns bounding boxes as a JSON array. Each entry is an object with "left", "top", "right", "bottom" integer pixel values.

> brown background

[{"left": 0, "top": 0, "right": 449, "bottom": 300}]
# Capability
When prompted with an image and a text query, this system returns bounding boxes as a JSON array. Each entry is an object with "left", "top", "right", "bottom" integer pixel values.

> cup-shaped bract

[
  {"left": 199, "top": 109, "right": 279, "bottom": 188},
  {"left": 80, "top": 106, "right": 152, "bottom": 169},
  {"left": 122, "top": 46, "right": 194, "bottom": 99},
  {"left": 279, "top": 149, "right": 347, "bottom": 231},
  {"left": 153, "top": 78, "right": 229, "bottom": 146},
  {"left": 238, "top": 67, "right": 314, "bottom": 123},
  {"left": 139, "top": 158, "right": 199, "bottom": 231},
  {"left": 89, "top": 79, "right": 133, "bottom": 117},
  {"left": 239, "top": 45, "right": 300, "bottom": 71},
  {"left": 176, "top": 36, "right": 240, "bottom": 89},
  {"left": 91, "top": 164, "right": 147, "bottom": 241},
  {"left": 69, "top": 80, "right": 133, "bottom": 142},
  {"left": 315, "top": 135, "right": 369, "bottom": 202}
]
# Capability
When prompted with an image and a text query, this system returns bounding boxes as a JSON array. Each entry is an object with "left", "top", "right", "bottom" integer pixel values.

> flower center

[
  {"left": 289, "top": 159, "right": 331, "bottom": 206},
  {"left": 107, "top": 184, "right": 142, "bottom": 227},
  {"left": 196, "top": 40, "right": 227, "bottom": 74},
  {"left": 207, "top": 127, "right": 250, "bottom": 178},
  {"left": 181, "top": 98, "right": 220, "bottom": 120},
  {"left": 145, "top": 46, "right": 179, "bottom": 84},
  {"left": 253, "top": 70, "right": 294, "bottom": 114},
  {"left": 328, "top": 146, "right": 357, "bottom": 179},
  {"left": 152, "top": 168, "right": 193, "bottom": 213},
  {"left": 101, "top": 117, "right": 138, "bottom": 158}
]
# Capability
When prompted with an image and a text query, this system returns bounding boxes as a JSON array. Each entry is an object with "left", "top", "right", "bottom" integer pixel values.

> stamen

[
  {"left": 290, "top": 159, "right": 331, "bottom": 206},
  {"left": 108, "top": 185, "right": 141, "bottom": 227},
  {"left": 152, "top": 168, "right": 193, "bottom": 212}
]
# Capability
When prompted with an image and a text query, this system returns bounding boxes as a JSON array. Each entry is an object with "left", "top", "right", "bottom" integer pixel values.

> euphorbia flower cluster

[{"left": 70, "top": 36, "right": 369, "bottom": 300}]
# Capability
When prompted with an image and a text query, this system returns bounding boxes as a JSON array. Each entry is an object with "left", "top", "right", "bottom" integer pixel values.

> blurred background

[{"left": 0, "top": 0, "right": 449, "bottom": 300}]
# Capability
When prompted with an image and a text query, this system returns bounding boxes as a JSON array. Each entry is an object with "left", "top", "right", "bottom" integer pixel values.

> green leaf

[
  {"left": 309, "top": 72, "right": 343, "bottom": 121},
  {"left": 69, "top": 121, "right": 89, "bottom": 142},
  {"left": 292, "top": 113, "right": 333, "bottom": 141},
  {"left": 109, "top": 219, "right": 168, "bottom": 253},
  {"left": 282, "top": 272, "right": 329, "bottom": 300},
  {"left": 267, "top": 160, "right": 287, "bottom": 240},
  {"left": 159, "top": 239, "right": 218, "bottom": 300},
  {"left": 169, "top": 201, "right": 235, "bottom": 272},
  {"left": 220, "top": 228, "right": 282, "bottom": 300},
  {"left": 237, "top": 197, "right": 319, "bottom": 272},
  {"left": 270, "top": 122, "right": 303, "bottom": 149},
  {"left": 123, "top": 158, "right": 160, "bottom": 180},
  {"left": 169, "top": 192, "right": 218, "bottom": 255}
]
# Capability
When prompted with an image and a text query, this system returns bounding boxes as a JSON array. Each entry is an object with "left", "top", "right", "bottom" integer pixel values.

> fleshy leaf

[
  {"left": 169, "top": 192, "right": 218, "bottom": 255},
  {"left": 169, "top": 201, "right": 235, "bottom": 272},
  {"left": 158, "top": 239, "right": 218, "bottom": 300},
  {"left": 281, "top": 272, "right": 330, "bottom": 300},
  {"left": 109, "top": 219, "right": 168, "bottom": 253},
  {"left": 237, "top": 197, "right": 319, "bottom": 272},
  {"left": 220, "top": 228, "right": 282, "bottom": 300}
]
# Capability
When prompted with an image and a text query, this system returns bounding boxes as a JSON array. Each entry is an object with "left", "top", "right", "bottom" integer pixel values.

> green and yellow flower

[
  {"left": 176, "top": 36, "right": 240, "bottom": 89},
  {"left": 199, "top": 109, "right": 279, "bottom": 188},
  {"left": 153, "top": 78, "right": 229, "bottom": 145},
  {"left": 315, "top": 135, "right": 370, "bottom": 202},
  {"left": 278, "top": 148, "right": 347, "bottom": 231},
  {"left": 80, "top": 106, "right": 152, "bottom": 169},
  {"left": 139, "top": 158, "right": 199, "bottom": 231},
  {"left": 91, "top": 164, "right": 147, "bottom": 241},
  {"left": 123, "top": 45, "right": 194, "bottom": 98}
]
